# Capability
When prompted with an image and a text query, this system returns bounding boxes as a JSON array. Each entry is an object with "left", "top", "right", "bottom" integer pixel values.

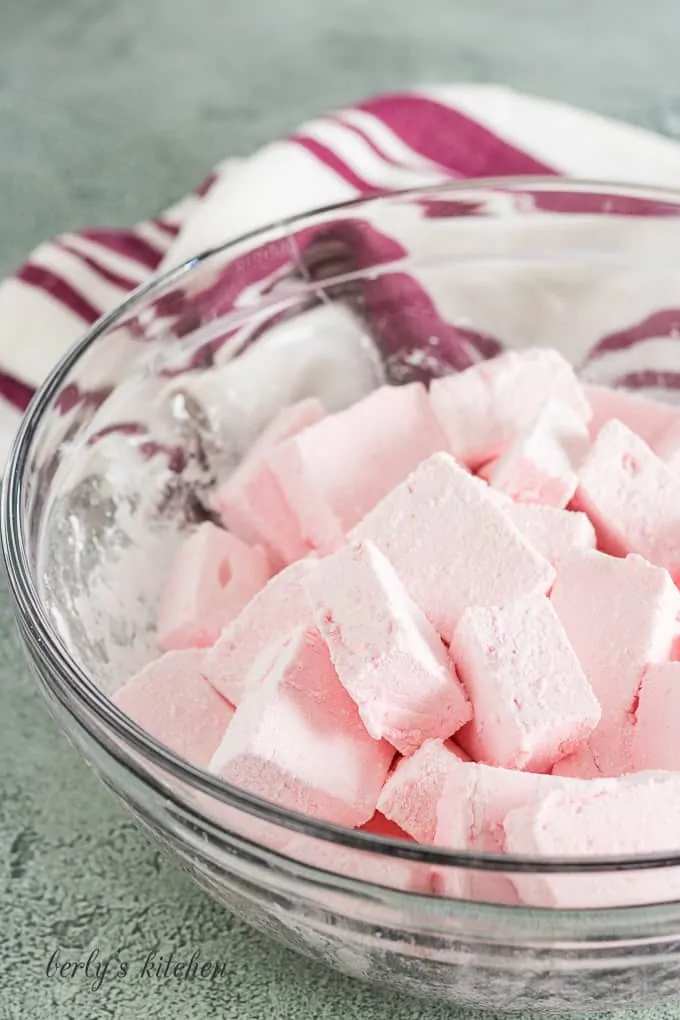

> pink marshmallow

[
  {"left": 280, "top": 830, "right": 432, "bottom": 893},
  {"left": 214, "top": 468, "right": 307, "bottom": 568},
  {"left": 502, "top": 504, "right": 596, "bottom": 569},
  {"left": 430, "top": 348, "right": 590, "bottom": 470},
  {"left": 435, "top": 758, "right": 556, "bottom": 853},
  {"left": 434, "top": 758, "right": 556, "bottom": 902},
  {"left": 481, "top": 400, "right": 590, "bottom": 509},
  {"left": 360, "top": 812, "right": 413, "bottom": 840},
  {"left": 654, "top": 418, "right": 680, "bottom": 473},
  {"left": 550, "top": 550, "right": 680, "bottom": 776},
  {"left": 213, "top": 397, "right": 325, "bottom": 565},
  {"left": 575, "top": 419, "right": 680, "bottom": 581},
  {"left": 209, "top": 626, "right": 394, "bottom": 827},
  {"left": 452, "top": 597, "right": 600, "bottom": 772},
  {"left": 377, "top": 739, "right": 469, "bottom": 844},
  {"left": 202, "top": 558, "right": 317, "bottom": 705},
  {"left": 352, "top": 453, "right": 554, "bottom": 643},
  {"left": 249, "top": 397, "right": 327, "bottom": 458},
  {"left": 157, "top": 523, "right": 271, "bottom": 651},
  {"left": 305, "top": 540, "right": 471, "bottom": 754},
  {"left": 585, "top": 383, "right": 679, "bottom": 449},
  {"left": 503, "top": 771, "right": 680, "bottom": 908},
  {"left": 550, "top": 747, "right": 602, "bottom": 779},
  {"left": 266, "top": 382, "right": 447, "bottom": 553},
  {"left": 632, "top": 663, "right": 680, "bottom": 771},
  {"left": 113, "top": 649, "right": 234, "bottom": 768}
]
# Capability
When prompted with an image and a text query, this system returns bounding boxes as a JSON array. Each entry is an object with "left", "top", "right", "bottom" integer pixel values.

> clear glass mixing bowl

[{"left": 6, "top": 179, "right": 680, "bottom": 1015}]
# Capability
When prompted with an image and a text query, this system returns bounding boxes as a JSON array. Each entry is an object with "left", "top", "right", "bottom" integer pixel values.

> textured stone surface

[{"left": 3, "top": 1, "right": 680, "bottom": 1015}]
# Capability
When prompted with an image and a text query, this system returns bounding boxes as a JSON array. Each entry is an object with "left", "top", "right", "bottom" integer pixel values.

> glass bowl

[{"left": 6, "top": 179, "right": 680, "bottom": 1015}]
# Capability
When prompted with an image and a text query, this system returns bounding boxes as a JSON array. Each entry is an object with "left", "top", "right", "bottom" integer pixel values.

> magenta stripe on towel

[
  {"left": 289, "top": 134, "right": 378, "bottom": 193},
  {"left": 357, "top": 93, "right": 557, "bottom": 177},
  {"left": 153, "top": 218, "right": 180, "bottom": 238},
  {"left": 587, "top": 309, "right": 680, "bottom": 359},
  {"left": 308, "top": 216, "right": 504, "bottom": 375},
  {"left": 194, "top": 172, "right": 218, "bottom": 199},
  {"left": 325, "top": 114, "right": 405, "bottom": 169},
  {"left": 58, "top": 241, "right": 139, "bottom": 292},
  {"left": 17, "top": 264, "right": 101, "bottom": 324},
  {"left": 79, "top": 229, "right": 163, "bottom": 271},
  {"left": 0, "top": 372, "right": 35, "bottom": 412},
  {"left": 55, "top": 383, "right": 111, "bottom": 414},
  {"left": 614, "top": 369, "right": 680, "bottom": 391}
]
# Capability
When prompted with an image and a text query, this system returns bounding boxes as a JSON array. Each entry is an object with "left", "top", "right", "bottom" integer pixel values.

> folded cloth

[{"left": 3, "top": 83, "right": 680, "bottom": 467}]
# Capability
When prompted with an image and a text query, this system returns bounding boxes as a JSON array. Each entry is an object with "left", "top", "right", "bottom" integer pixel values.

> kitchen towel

[{"left": 3, "top": 83, "right": 680, "bottom": 466}]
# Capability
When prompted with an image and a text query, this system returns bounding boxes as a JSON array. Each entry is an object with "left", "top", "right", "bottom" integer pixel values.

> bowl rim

[{"left": 7, "top": 174, "right": 680, "bottom": 881}]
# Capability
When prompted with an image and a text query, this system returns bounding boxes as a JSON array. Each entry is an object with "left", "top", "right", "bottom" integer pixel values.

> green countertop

[{"left": 3, "top": 1, "right": 680, "bottom": 1016}]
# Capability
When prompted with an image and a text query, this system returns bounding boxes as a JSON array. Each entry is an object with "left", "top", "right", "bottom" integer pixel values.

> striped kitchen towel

[{"left": 3, "top": 83, "right": 680, "bottom": 466}]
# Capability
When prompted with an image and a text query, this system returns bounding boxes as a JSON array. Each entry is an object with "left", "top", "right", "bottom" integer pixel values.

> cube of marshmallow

[
  {"left": 654, "top": 418, "right": 680, "bottom": 473},
  {"left": 213, "top": 398, "right": 325, "bottom": 565},
  {"left": 550, "top": 550, "right": 680, "bottom": 776},
  {"left": 377, "top": 739, "right": 470, "bottom": 844},
  {"left": 434, "top": 757, "right": 564, "bottom": 901},
  {"left": 480, "top": 400, "right": 590, "bottom": 509},
  {"left": 113, "top": 649, "right": 234, "bottom": 767},
  {"left": 266, "top": 382, "right": 447, "bottom": 553},
  {"left": 452, "top": 597, "right": 600, "bottom": 772},
  {"left": 503, "top": 771, "right": 680, "bottom": 908},
  {"left": 575, "top": 419, "right": 680, "bottom": 581},
  {"left": 360, "top": 812, "right": 413, "bottom": 840},
  {"left": 280, "top": 829, "right": 432, "bottom": 893},
  {"left": 202, "top": 558, "right": 317, "bottom": 705},
  {"left": 248, "top": 397, "right": 327, "bottom": 459},
  {"left": 632, "top": 663, "right": 680, "bottom": 771},
  {"left": 435, "top": 758, "right": 556, "bottom": 854},
  {"left": 585, "top": 383, "right": 679, "bottom": 449},
  {"left": 430, "top": 348, "right": 590, "bottom": 470},
  {"left": 503, "top": 505, "right": 596, "bottom": 568},
  {"left": 305, "top": 540, "right": 471, "bottom": 754},
  {"left": 470, "top": 476, "right": 597, "bottom": 567},
  {"left": 157, "top": 523, "right": 271, "bottom": 651},
  {"left": 209, "top": 626, "right": 394, "bottom": 827},
  {"left": 380, "top": 745, "right": 553, "bottom": 900},
  {"left": 352, "top": 453, "right": 555, "bottom": 642}
]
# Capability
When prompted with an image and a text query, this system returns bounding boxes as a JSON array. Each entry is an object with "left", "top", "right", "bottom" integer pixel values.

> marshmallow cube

[
  {"left": 632, "top": 663, "right": 680, "bottom": 771},
  {"left": 360, "top": 812, "right": 413, "bottom": 840},
  {"left": 209, "top": 626, "right": 394, "bottom": 827},
  {"left": 550, "top": 550, "right": 680, "bottom": 776},
  {"left": 157, "top": 523, "right": 271, "bottom": 651},
  {"left": 430, "top": 348, "right": 590, "bottom": 470},
  {"left": 585, "top": 383, "right": 679, "bottom": 449},
  {"left": 482, "top": 400, "right": 590, "bottom": 509},
  {"left": 452, "top": 597, "right": 601, "bottom": 772},
  {"left": 433, "top": 757, "right": 557, "bottom": 901},
  {"left": 248, "top": 397, "right": 327, "bottom": 459},
  {"left": 352, "top": 453, "right": 555, "bottom": 642},
  {"left": 202, "top": 558, "right": 317, "bottom": 705},
  {"left": 575, "top": 419, "right": 680, "bottom": 580},
  {"left": 551, "top": 747, "right": 602, "bottom": 779},
  {"left": 267, "top": 382, "right": 447, "bottom": 553},
  {"left": 435, "top": 758, "right": 556, "bottom": 854},
  {"left": 382, "top": 752, "right": 570, "bottom": 901},
  {"left": 281, "top": 830, "right": 432, "bottom": 892},
  {"left": 213, "top": 398, "right": 325, "bottom": 566},
  {"left": 306, "top": 540, "right": 471, "bottom": 755},
  {"left": 503, "top": 771, "right": 680, "bottom": 908},
  {"left": 113, "top": 649, "right": 234, "bottom": 768},
  {"left": 503, "top": 504, "right": 596, "bottom": 569},
  {"left": 377, "top": 739, "right": 469, "bottom": 844},
  {"left": 654, "top": 418, "right": 680, "bottom": 473}
]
